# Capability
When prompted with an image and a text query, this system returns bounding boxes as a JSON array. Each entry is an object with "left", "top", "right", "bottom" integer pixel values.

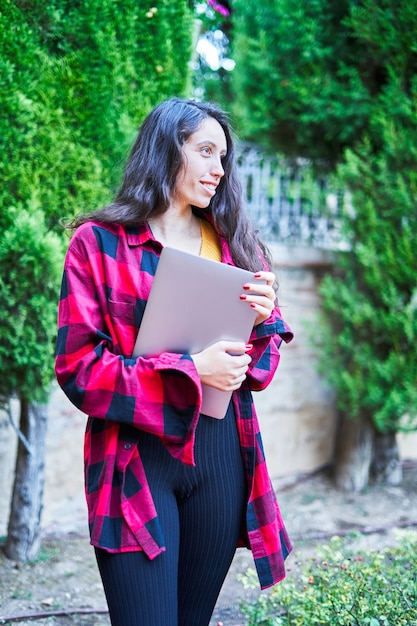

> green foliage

[
  {"left": 0, "top": 1, "right": 112, "bottom": 229},
  {"left": 37, "top": 0, "right": 194, "bottom": 191},
  {"left": 0, "top": 209, "right": 64, "bottom": 403},
  {"left": 0, "top": 0, "right": 195, "bottom": 404},
  {"left": 0, "top": 0, "right": 194, "bottom": 225},
  {"left": 318, "top": 73, "right": 417, "bottom": 434},
  {"left": 347, "top": 0, "right": 417, "bottom": 95},
  {"left": 230, "top": 0, "right": 372, "bottom": 164},
  {"left": 229, "top": 0, "right": 417, "bottom": 168},
  {"left": 240, "top": 532, "right": 417, "bottom": 625}
]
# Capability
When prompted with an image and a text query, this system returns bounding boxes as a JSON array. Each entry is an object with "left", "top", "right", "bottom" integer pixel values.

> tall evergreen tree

[{"left": 318, "top": 6, "right": 417, "bottom": 488}]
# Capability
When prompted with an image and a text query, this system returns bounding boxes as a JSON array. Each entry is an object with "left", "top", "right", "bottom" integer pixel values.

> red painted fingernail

[
  {"left": 245, "top": 344, "right": 253, "bottom": 351},
  {"left": 240, "top": 294, "right": 247, "bottom": 300},
  {"left": 243, "top": 284, "right": 250, "bottom": 290},
  {"left": 250, "top": 303, "right": 256, "bottom": 308},
  {"left": 254, "top": 273, "right": 262, "bottom": 278}
]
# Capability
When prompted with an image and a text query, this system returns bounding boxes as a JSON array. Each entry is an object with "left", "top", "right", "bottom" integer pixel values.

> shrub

[
  {"left": 0, "top": 208, "right": 64, "bottom": 403},
  {"left": 239, "top": 532, "right": 417, "bottom": 625}
]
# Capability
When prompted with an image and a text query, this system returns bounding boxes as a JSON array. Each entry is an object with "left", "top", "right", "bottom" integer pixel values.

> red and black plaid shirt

[{"left": 55, "top": 219, "right": 294, "bottom": 589}]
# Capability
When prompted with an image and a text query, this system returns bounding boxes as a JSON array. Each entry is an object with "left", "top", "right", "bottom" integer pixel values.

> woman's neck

[{"left": 148, "top": 209, "right": 202, "bottom": 255}]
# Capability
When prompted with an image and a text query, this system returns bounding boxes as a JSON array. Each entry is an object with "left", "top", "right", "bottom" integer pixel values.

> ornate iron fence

[{"left": 237, "top": 144, "right": 345, "bottom": 249}]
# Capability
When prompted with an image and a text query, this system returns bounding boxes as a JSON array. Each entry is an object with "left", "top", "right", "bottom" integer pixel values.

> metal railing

[{"left": 237, "top": 144, "right": 344, "bottom": 249}]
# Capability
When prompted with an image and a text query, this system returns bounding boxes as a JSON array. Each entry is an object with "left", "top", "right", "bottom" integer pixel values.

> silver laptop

[{"left": 132, "top": 247, "right": 260, "bottom": 418}]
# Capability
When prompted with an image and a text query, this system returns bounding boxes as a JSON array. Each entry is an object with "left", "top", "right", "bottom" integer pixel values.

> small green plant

[
  {"left": 11, "top": 590, "right": 33, "bottom": 600},
  {"left": 240, "top": 532, "right": 417, "bottom": 625},
  {"left": 30, "top": 545, "right": 60, "bottom": 565}
]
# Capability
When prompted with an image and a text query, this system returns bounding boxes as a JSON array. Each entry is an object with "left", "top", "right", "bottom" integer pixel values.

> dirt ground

[{"left": 1, "top": 462, "right": 416, "bottom": 626}]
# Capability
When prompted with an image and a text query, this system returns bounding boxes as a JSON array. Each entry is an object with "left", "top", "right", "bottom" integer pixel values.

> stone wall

[{"left": 256, "top": 243, "right": 338, "bottom": 478}]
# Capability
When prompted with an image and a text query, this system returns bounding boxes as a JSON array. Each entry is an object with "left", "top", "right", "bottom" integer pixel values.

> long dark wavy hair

[{"left": 68, "top": 97, "right": 272, "bottom": 272}]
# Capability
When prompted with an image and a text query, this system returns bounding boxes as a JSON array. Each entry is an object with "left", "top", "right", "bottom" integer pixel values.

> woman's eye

[{"left": 201, "top": 146, "right": 211, "bottom": 155}]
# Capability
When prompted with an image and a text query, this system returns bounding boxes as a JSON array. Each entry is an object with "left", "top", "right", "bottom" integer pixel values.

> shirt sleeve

[
  {"left": 55, "top": 237, "right": 202, "bottom": 455},
  {"left": 245, "top": 306, "right": 294, "bottom": 391}
]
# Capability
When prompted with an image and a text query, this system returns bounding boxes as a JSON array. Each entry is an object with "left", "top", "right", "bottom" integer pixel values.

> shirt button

[{"left": 124, "top": 443, "right": 132, "bottom": 450}]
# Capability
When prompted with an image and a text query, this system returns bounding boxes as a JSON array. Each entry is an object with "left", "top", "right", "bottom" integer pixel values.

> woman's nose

[{"left": 211, "top": 155, "right": 224, "bottom": 178}]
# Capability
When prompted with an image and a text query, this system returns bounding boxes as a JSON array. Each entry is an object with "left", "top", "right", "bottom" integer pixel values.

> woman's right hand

[{"left": 191, "top": 341, "right": 252, "bottom": 392}]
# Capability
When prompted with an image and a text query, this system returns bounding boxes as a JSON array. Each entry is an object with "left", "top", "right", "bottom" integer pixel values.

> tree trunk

[
  {"left": 332, "top": 412, "right": 403, "bottom": 491},
  {"left": 4, "top": 398, "right": 47, "bottom": 562},
  {"left": 371, "top": 430, "right": 402, "bottom": 485},
  {"left": 332, "top": 412, "right": 375, "bottom": 491}
]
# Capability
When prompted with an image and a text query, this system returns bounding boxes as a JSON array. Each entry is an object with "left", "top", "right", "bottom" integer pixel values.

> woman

[{"left": 55, "top": 98, "right": 294, "bottom": 626}]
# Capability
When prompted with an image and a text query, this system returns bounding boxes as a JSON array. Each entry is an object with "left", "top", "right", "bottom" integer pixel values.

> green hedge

[
  {"left": 0, "top": 0, "right": 194, "bottom": 227},
  {"left": 0, "top": 0, "right": 195, "bottom": 403}
]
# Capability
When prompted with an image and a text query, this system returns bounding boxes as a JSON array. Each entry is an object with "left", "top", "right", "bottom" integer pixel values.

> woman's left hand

[{"left": 240, "top": 271, "right": 276, "bottom": 326}]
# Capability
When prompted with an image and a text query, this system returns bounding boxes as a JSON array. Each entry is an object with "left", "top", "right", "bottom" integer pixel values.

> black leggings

[{"left": 95, "top": 404, "right": 247, "bottom": 626}]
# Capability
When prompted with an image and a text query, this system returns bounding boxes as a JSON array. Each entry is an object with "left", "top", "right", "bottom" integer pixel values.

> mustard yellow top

[{"left": 200, "top": 218, "right": 222, "bottom": 262}]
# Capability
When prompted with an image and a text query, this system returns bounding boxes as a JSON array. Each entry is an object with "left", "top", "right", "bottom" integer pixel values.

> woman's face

[{"left": 172, "top": 117, "right": 227, "bottom": 211}]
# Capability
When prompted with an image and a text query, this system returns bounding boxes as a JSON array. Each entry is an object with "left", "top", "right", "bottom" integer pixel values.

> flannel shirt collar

[{"left": 125, "top": 222, "right": 156, "bottom": 247}]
